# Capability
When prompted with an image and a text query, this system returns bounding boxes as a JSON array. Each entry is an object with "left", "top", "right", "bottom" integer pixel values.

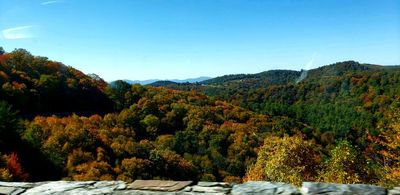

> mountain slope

[
  {"left": 0, "top": 48, "right": 112, "bottom": 115},
  {"left": 305, "top": 61, "right": 400, "bottom": 81},
  {"left": 201, "top": 70, "right": 300, "bottom": 86},
  {"left": 152, "top": 60, "right": 400, "bottom": 143}
]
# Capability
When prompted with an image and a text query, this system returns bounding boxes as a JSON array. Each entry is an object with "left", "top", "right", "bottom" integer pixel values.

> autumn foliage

[
  {"left": 0, "top": 153, "right": 28, "bottom": 181},
  {"left": 0, "top": 48, "right": 399, "bottom": 187}
]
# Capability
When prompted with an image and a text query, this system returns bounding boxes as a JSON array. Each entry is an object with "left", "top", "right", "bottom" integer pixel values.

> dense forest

[{"left": 0, "top": 47, "right": 399, "bottom": 187}]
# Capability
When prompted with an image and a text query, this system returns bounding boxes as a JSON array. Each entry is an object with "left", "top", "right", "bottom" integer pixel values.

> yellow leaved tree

[
  {"left": 245, "top": 134, "right": 321, "bottom": 186},
  {"left": 318, "top": 140, "right": 361, "bottom": 184},
  {"left": 376, "top": 106, "right": 400, "bottom": 187}
]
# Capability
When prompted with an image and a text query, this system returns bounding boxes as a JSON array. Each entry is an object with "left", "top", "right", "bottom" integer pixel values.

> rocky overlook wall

[{"left": 0, "top": 180, "right": 399, "bottom": 195}]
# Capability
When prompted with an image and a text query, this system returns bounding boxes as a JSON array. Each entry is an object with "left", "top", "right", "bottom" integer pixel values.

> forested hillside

[
  {"left": 0, "top": 47, "right": 399, "bottom": 187},
  {"left": 0, "top": 48, "right": 112, "bottom": 115},
  {"left": 153, "top": 61, "right": 400, "bottom": 141}
]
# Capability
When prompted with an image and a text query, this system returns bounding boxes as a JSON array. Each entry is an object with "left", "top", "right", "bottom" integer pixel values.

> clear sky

[{"left": 0, "top": 0, "right": 399, "bottom": 81}]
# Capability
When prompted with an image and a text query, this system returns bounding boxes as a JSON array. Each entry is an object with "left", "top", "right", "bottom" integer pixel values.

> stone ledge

[
  {"left": 0, "top": 180, "right": 396, "bottom": 195},
  {"left": 301, "top": 182, "right": 386, "bottom": 195},
  {"left": 128, "top": 180, "right": 192, "bottom": 192}
]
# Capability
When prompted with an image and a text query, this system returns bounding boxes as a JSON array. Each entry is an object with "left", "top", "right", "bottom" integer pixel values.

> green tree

[
  {"left": 0, "top": 101, "right": 19, "bottom": 148},
  {"left": 106, "top": 80, "right": 131, "bottom": 110},
  {"left": 141, "top": 114, "right": 160, "bottom": 138}
]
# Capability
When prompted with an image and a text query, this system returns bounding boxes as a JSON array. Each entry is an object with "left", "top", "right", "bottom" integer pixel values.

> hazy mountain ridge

[
  {"left": 123, "top": 76, "right": 212, "bottom": 85},
  {"left": 123, "top": 61, "right": 400, "bottom": 89},
  {"left": 129, "top": 61, "right": 400, "bottom": 101},
  {"left": 200, "top": 69, "right": 301, "bottom": 86},
  {"left": 201, "top": 61, "right": 400, "bottom": 86}
]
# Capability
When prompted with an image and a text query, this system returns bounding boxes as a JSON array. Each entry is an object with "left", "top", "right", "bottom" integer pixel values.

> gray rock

[
  {"left": 231, "top": 181, "right": 300, "bottom": 195},
  {"left": 180, "top": 186, "right": 192, "bottom": 192},
  {"left": 301, "top": 182, "right": 387, "bottom": 195},
  {"left": 10, "top": 188, "right": 26, "bottom": 195},
  {"left": 92, "top": 180, "right": 127, "bottom": 190},
  {"left": 178, "top": 182, "right": 231, "bottom": 194},
  {"left": 67, "top": 181, "right": 126, "bottom": 195},
  {"left": 65, "top": 187, "right": 116, "bottom": 195},
  {"left": 389, "top": 187, "right": 400, "bottom": 195},
  {"left": 196, "top": 182, "right": 231, "bottom": 188},
  {"left": 21, "top": 181, "right": 129, "bottom": 195},
  {"left": 178, "top": 192, "right": 225, "bottom": 195},
  {"left": 190, "top": 186, "right": 230, "bottom": 193},
  {"left": 22, "top": 181, "right": 95, "bottom": 195},
  {"left": 0, "top": 182, "right": 37, "bottom": 188},
  {"left": 0, "top": 180, "right": 395, "bottom": 195},
  {"left": 0, "top": 186, "right": 18, "bottom": 195},
  {"left": 115, "top": 190, "right": 177, "bottom": 194}
]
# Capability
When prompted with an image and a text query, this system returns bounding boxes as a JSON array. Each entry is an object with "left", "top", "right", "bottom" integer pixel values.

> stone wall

[{"left": 0, "top": 180, "right": 399, "bottom": 195}]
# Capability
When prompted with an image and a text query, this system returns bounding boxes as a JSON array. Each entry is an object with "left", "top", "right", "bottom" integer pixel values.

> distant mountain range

[
  {"left": 117, "top": 61, "right": 400, "bottom": 87},
  {"left": 123, "top": 76, "right": 212, "bottom": 85},
  {"left": 140, "top": 61, "right": 400, "bottom": 98}
]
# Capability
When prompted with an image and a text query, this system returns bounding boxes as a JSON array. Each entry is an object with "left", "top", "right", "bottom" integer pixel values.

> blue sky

[{"left": 0, "top": 0, "right": 399, "bottom": 81}]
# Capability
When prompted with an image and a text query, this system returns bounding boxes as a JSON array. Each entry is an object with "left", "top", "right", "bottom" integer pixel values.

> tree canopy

[{"left": 0, "top": 47, "right": 399, "bottom": 187}]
